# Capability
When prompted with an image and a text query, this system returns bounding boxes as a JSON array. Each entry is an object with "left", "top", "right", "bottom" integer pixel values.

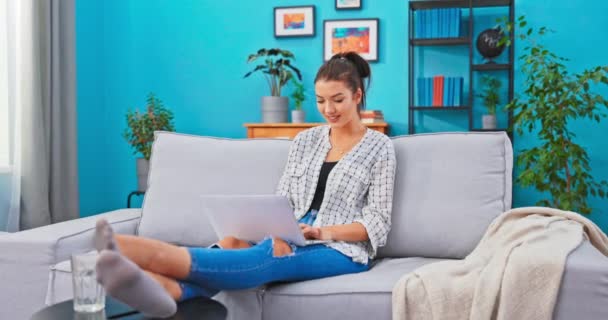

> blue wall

[{"left": 76, "top": 0, "right": 608, "bottom": 230}]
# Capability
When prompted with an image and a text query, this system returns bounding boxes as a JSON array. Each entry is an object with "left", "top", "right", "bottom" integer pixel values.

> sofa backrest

[
  {"left": 137, "top": 131, "right": 512, "bottom": 259},
  {"left": 137, "top": 132, "right": 291, "bottom": 246},
  {"left": 378, "top": 132, "right": 512, "bottom": 259}
]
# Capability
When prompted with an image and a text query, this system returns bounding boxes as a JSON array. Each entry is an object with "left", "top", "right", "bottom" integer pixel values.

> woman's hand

[{"left": 299, "top": 223, "right": 332, "bottom": 241}]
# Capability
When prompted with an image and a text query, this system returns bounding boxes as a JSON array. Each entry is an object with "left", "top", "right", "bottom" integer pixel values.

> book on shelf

[
  {"left": 416, "top": 76, "right": 463, "bottom": 107},
  {"left": 360, "top": 110, "right": 384, "bottom": 123},
  {"left": 414, "top": 8, "right": 462, "bottom": 39}
]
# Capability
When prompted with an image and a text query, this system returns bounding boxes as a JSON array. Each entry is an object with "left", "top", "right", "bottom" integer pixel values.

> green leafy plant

[
  {"left": 290, "top": 79, "right": 306, "bottom": 110},
  {"left": 123, "top": 93, "right": 175, "bottom": 160},
  {"left": 500, "top": 15, "right": 608, "bottom": 213},
  {"left": 476, "top": 76, "right": 502, "bottom": 115},
  {"left": 244, "top": 48, "right": 302, "bottom": 96}
]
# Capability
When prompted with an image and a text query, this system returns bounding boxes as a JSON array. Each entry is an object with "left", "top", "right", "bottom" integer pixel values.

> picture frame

[
  {"left": 323, "top": 19, "right": 379, "bottom": 62},
  {"left": 274, "top": 6, "right": 315, "bottom": 38},
  {"left": 335, "top": 0, "right": 362, "bottom": 10}
]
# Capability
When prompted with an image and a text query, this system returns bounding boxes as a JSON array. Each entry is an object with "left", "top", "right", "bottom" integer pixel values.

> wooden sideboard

[{"left": 244, "top": 122, "right": 389, "bottom": 139}]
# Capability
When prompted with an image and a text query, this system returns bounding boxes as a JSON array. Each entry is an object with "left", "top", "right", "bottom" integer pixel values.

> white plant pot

[
  {"left": 291, "top": 110, "right": 306, "bottom": 123},
  {"left": 136, "top": 158, "right": 149, "bottom": 192},
  {"left": 482, "top": 114, "right": 497, "bottom": 129}
]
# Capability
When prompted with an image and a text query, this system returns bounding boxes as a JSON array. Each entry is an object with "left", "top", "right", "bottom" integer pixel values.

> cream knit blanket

[{"left": 392, "top": 207, "right": 608, "bottom": 320}]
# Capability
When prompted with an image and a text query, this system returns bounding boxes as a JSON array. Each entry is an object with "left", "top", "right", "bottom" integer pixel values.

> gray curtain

[{"left": 18, "top": 0, "right": 79, "bottom": 230}]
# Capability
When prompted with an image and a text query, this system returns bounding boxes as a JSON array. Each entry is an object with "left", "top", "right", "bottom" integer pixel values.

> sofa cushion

[
  {"left": 378, "top": 132, "right": 512, "bottom": 259},
  {"left": 137, "top": 132, "right": 291, "bottom": 246},
  {"left": 262, "top": 257, "right": 443, "bottom": 320}
]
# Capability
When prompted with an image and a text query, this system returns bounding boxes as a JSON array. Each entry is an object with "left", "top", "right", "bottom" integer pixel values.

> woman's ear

[{"left": 353, "top": 88, "right": 363, "bottom": 105}]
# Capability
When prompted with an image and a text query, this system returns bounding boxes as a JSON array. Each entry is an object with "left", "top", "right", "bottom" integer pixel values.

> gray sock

[
  {"left": 94, "top": 219, "right": 117, "bottom": 252},
  {"left": 96, "top": 250, "right": 177, "bottom": 318}
]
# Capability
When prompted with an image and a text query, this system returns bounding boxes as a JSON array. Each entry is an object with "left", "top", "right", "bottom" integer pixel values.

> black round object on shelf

[{"left": 476, "top": 28, "right": 505, "bottom": 63}]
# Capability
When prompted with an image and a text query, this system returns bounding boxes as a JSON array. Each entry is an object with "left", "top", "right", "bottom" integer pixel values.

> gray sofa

[{"left": 1, "top": 131, "right": 607, "bottom": 320}]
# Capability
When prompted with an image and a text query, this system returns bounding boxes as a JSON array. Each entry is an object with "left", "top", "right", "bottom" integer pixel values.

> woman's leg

[
  {"left": 182, "top": 237, "right": 368, "bottom": 291},
  {"left": 111, "top": 234, "right": 253, "bottom": 279}
]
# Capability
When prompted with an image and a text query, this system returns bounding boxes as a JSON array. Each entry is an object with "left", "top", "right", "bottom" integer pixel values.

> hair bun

[{"left": 342, "top": 52, "right": 371, "bottom": 79}]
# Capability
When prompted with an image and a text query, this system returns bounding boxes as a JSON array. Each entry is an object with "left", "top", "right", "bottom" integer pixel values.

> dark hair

[{"left": 314, "top": 52, "right": 371, "bottom": 112}]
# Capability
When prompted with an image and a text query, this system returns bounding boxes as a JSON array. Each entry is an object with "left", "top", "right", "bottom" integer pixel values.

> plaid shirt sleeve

[
  {"left": 353, "top": 142, "right": 397, "bottom": 257},
  {"left": 276, "top": 134, "right": 302, "bottom": 207}
]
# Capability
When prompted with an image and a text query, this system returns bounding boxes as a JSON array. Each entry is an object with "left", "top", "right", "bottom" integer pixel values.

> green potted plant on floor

[
  {"left": 244, "top": 48, "right": 302, "bottom": 123},
  {"left": 477, "top": 75, "right": 501, "bottom": 129},
  {"left": 500, "top": 16, "right": 608, "bottom": 213},
  {"left": 290, "top": 78, "right": 306, "bottom": 123},
  {"left": 123, "top": 93, "right": 175, "bottom": 191}
]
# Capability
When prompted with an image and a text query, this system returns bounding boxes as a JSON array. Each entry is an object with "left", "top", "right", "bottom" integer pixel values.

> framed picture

[
  {"left": 336, "top": 0, "right": 362, "bottom": 10},
  {"left": 274, "top": 6, "right": 315, "bottom": 38},
  {"left": 323, "top": 19, "right": 379, "bottom": 62}
]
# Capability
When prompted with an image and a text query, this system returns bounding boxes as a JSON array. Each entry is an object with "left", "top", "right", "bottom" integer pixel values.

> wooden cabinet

[{"left": 244, "top": 122, "right": 389, "bottom": 139}]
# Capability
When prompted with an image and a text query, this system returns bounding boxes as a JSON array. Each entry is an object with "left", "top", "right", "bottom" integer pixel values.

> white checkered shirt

[{"left": 277, "top": 125, "right": 396, "bottom": 263}]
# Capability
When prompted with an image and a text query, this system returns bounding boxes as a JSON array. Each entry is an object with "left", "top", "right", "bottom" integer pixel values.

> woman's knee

[
  {"left": 218, "top": 236, "right": 251, "bottom": 249},
  {"left": 272, "top": 237, "right": 293, "bottom": 257}
]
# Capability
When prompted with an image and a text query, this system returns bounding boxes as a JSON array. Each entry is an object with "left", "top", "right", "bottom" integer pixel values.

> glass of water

[{"left": 71, "top": 252, "right": 105, "bottom": 313}]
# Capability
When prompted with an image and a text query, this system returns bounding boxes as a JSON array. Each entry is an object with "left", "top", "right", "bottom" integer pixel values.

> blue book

[
  {"left": 446, "top": 9, "right": 451, "bottom": 38},
  {"left": 443, "top": 76, "right": 450, "bottom": 107},
  {"left": 415, "top": 11, "right": 420, "bottom": 38},
  {"left": 430, "top": 9, "right": 437, "bottom": 38},
  {"left": 446, "top": 78, "right": 452, "bottom": 106},
  {"left": 422, "top": 78, "right": 427, "bottom": 106},
  {"left": 448, "top": 9, "right": 456, "bottom": 38},
  {"left": 420, "top": 10, "right": 429, "bottom": 38},
  {"left": 454, "top": 77, "right": 463, "bottom": 107},
  {"left": 450, "top": 77, "right": 455, "bottom": 107},
  {"left": 439, "top": 9, "right": 444, "bottom": 38},
  {"left": 452, "top": 8, "right": 460, "bottom": 38},
  {"left": 443, "top": 9, "right": 449, "bottom": 38},
  {"left": 456, "top": 9, "right": 462, "bottom": 37},
  {"left": 427, "top": 77, "right": 433, "bottom": 106}
]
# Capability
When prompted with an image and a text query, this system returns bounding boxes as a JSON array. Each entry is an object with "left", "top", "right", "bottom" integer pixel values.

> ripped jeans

[{"left": 177, "top": 210, "right": 369, "bottom": 300}]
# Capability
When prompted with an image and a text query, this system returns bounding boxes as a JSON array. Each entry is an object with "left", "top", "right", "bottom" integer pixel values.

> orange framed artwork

[
  {"left": 323, "top": 19, "right": 379, "bottom": 62},
  {"left": 274, "top": 6, "right": 315, "bottom": 38}
]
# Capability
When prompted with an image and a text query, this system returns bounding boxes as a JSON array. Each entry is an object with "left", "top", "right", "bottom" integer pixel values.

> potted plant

[
  {"left": 500, "top": 16, "right": 608, "bottom": 213},
  {"left": 244, "top": 48, "right": 302, "bottom": 123},
  {"left": 123, "top": 93, "right": 175, "bottom": 191},
  {"left": 476, "top": 75, "right": 501, "bottom": 129},
  {"left": 290, "top": 78, "right": 306, "bottom": 123}
]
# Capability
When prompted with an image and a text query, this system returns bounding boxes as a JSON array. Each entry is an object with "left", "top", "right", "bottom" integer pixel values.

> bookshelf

[{"left": 407, "top": 0, "right": 515, "bottom": 139}]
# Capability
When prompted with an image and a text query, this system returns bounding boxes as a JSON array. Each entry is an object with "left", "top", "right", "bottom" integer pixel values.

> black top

[{"left": 308, "top": 161, "right": 339, "bottom": 212}]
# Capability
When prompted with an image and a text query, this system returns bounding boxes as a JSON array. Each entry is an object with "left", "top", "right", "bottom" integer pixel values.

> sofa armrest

[
  {"left": 553, "top": 239, "right": 608, "bottom": 320},
  {"left": 0, "top": 209, "right": 141, "bottom": 320}
]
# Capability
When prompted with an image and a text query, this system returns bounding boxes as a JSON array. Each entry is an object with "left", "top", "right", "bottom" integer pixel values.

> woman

[{"left": 94, "top": 52, "right": 397, "bottom": 318}]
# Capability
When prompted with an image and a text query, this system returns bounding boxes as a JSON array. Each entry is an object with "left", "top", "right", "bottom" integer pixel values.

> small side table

[
  {"left": 127, "top": 191, "right": 145, "bottom": 208},
  {"left": 31, "top": 296, "right": 227, "bottom": 319}
]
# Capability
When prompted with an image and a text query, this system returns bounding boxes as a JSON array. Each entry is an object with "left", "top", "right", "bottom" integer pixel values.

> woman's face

[{"left": 315, "top": 79, "right": 362, "bottom": 128}]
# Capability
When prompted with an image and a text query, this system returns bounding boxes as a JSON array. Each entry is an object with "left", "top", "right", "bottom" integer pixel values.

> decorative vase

[
  {"left": 291, "top": 110, "right": 306, "bottom": 123},
  {"left": 136, "top": 158, "right": 149, "bottom": 192},
  {"left": 482, "top": 115, "right": 497, "bottom": 129},
  {"left": 261, "top": 96, "right": 289, "bottom": 123}
]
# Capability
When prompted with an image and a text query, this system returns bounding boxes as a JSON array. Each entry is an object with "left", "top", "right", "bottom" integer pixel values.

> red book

[{"left": 432, "top": 77, "right": 440, "bottom": 106}]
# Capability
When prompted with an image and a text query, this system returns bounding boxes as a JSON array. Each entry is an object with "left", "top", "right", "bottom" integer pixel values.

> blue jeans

[{"left": 177, "top": 210, "right": 369, "bottom": 300}]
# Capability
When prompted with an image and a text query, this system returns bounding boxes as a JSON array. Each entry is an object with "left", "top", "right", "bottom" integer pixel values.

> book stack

[
  {"left": 415, "top": 8, "right": 462, "bottom": 39},
  {"left": 360, "top": 110, "right": 384, "bottom": 123},
  {"left": 416, "top": 76, "right": 463, "bottom": 107}
]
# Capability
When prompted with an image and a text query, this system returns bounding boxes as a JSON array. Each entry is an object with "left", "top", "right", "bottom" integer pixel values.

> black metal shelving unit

[{"left": 407, "top": 0, "right": 515, "bottom": 139}]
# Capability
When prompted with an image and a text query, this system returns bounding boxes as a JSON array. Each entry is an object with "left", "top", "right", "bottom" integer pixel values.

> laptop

[{"left": 200, "top": 194, "right": 328, "bottom": 247}]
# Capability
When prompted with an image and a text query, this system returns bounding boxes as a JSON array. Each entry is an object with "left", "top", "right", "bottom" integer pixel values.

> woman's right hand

[{"left": 299, "top": 223, "right": 331, "bottom": 240}]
